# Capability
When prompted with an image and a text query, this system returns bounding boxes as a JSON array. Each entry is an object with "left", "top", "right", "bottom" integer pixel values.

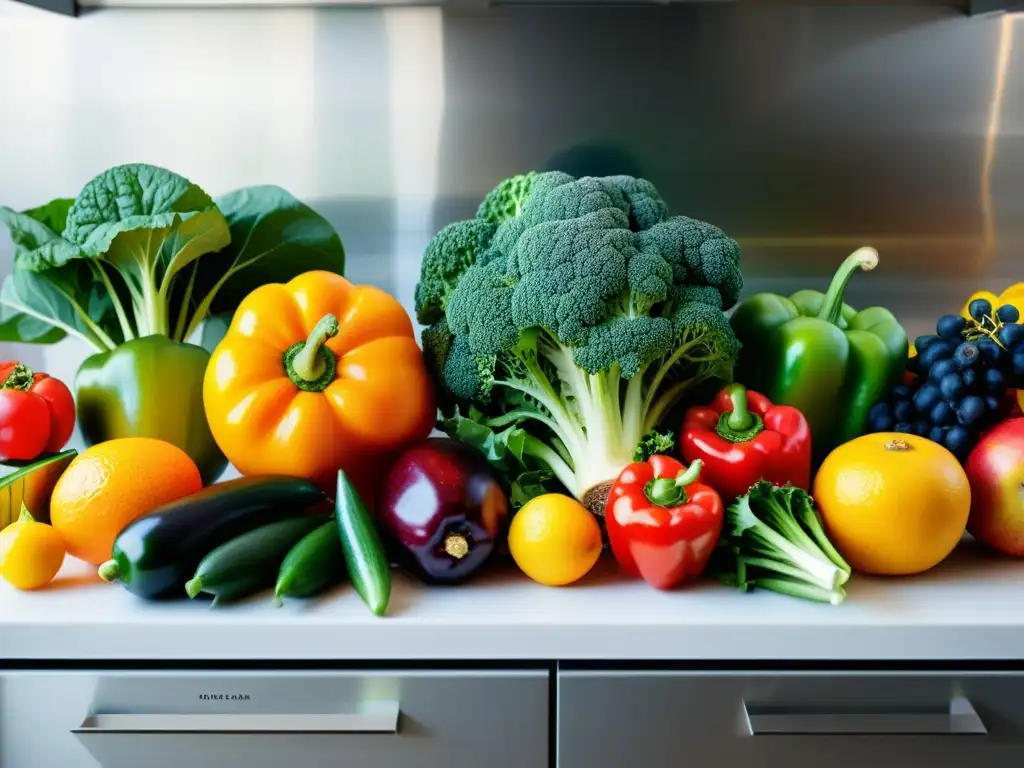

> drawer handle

[
  {"left": 743, "top": 696, "right": 986, "bottom": 736},
  {"left": 72, "top": 701, "right": 400, "bottom": 735}
]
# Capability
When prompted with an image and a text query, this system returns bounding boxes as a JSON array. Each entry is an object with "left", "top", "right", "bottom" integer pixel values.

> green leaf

[
  {"left": 64, "top": 164, "right": 214, "bottom": 248},
  {"left": 193, "top": 185, "right": 346, "bottom": 316},
  {"left": 439, "top": 407, "right": 564, "bottom": 508},
  {"left": 24, "top": 198, "right": 74, "bottom": 236},
  {"left": 0, "top": 207, "right": 61, "bottom": 256},
  {"left": 158, "top": 208, "right": 232, "bottom": 285},
  {"left": 510, "top": 469, "right": 558, "bottom": 508},
  {"left": 632, "top": 428, "right": 676, "bottom": 462},
  {"left": 0, "top": 268, "right": 97, "bottom": 347}
]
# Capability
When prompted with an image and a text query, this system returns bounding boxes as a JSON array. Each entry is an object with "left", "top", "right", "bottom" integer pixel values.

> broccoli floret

[
  {"left": 414, "top": 219, "right": 498, "bottom": 325},
  {"left": 414, "top": 170, "right": 744, "bottom": 510},
  {"left": 475, "top": 172, "right": 539, "bottom": 224}
]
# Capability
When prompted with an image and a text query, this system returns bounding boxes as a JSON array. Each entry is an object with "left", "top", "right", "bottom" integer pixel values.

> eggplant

[
  {"left": 99, "top": 475, "right": 326, "bottom": 599},
  {"left": 378, "top": 438, "right": 508, "bottom": 584}
]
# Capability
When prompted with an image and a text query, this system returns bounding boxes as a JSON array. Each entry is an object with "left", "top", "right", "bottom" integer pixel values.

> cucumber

[
  {"left": 335, "top": 470, "right": 391, "bottom": 617},
  {"left": 274, "top": 520, "right": 347, "bottom": 606},
  {"left": 186, "top": 515, "right": 329, "bottom": 605},
  {"left": 99, "top": 475, "right": 327, "bottom": 600}
]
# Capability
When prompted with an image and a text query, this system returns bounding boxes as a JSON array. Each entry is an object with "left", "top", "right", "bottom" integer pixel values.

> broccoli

[
  {"left": 475, "top": 172, "right": 537, "bottom": 224},
  {"left": 711, "top": 481, "right": 852, "bottom": 605},
  {"left": 414, "top": 219, "right": 498, "bottom": 325},
  {"left": 415, "top": 170, "right": 744, "bottom": 511}
]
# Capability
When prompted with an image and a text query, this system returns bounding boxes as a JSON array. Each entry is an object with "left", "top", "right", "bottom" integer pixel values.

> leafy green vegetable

[
  {"left": 710, "top": 481, "right": 852, "bottom": 605},
  {"left": 416, "top": 170, "right": 743, "bottom": 510},
  {"left": 188, "top": 185, "right": 346, "bottom": 325},
  {"left": 0, "top": 164, "right": 346, "bottom": 353}
]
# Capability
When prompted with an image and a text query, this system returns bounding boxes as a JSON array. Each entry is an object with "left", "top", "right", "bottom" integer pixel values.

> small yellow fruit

[
  {"left": 0, "top": 504, "right": 66, "bottom": 590},
  {"left": 508, "top": 494, "right": 602, "bottom": 586}
]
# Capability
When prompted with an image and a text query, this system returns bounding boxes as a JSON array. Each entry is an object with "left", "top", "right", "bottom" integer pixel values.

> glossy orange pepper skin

[{"left": 203, "top": 271, "right": 436, "bottom": 500}]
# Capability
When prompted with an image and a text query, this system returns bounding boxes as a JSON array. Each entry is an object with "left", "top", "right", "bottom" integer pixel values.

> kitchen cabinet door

[
  {"left": 1, "top": 669, "right": 549, "bottom": 768},
  {"left": 558, "top": 670, "right": 1024, "bottom": 768}
]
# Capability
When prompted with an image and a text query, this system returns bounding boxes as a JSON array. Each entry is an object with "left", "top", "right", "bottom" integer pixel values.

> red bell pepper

[
  {"left": 0, "top": 362, "right": 75, "bottom": 462},
  {"left": 605, "top": 455, "right": 724, "bottom": 590},
  {"left": 680, "top": 383, "right": 811, "bottom": 502}
]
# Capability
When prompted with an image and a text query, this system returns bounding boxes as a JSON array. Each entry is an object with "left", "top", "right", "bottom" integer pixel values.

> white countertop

[{"left": 2, "top": 541, "right": 1024, "bottom": 662}]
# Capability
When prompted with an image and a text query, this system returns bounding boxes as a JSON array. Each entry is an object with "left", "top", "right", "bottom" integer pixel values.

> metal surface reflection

[{"left": 0, "top": 1, "right": 1020, "bottom": 367}]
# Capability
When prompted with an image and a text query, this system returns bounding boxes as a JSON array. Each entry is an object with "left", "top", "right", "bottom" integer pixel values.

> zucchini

[
  {"left": 274, "top": 520, "right": 347, "bottom": 606},
  {"left": 335, "top": 470, "right": 391, "bottom": 616},
  {"left": 186, "top": 515, "right": 329, "bottom": 605},
  {"left": 99, "top": 475, "right": 326, "bottom": 599}
]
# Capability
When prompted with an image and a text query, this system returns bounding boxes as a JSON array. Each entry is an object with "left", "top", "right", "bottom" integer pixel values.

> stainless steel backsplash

[{"left": 0, "top": 1, "right": 1021, "bottom": 385}]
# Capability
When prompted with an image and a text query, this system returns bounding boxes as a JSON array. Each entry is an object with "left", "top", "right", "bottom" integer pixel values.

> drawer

[
  {"left": 1, "top": 669, "right": 549, "bottom": 768},
  {"left": 557, "top": 670, "right": 1024, "bottom": 768}
]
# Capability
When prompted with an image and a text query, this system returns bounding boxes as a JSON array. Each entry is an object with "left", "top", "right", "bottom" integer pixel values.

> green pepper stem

[
  {"left": 1, "top": 363, "right": 34, "bottom": 391},
  {"left": 292, "top": 314, "right": 340, "bottom": 381},
  {"left": 284, "top": 314, "right": 341, "bottom": 393},
  {"left": 715, "top": 384, "right": 765, "bottom": 443},
  {"left": 98, "top": 560, "right": 120, "bottom": 583},
  {"left": 644, "top": 460, "right": 704, "bottom": 507},
  {"left": 816, "top": 247, "right": 879, "bottom": 325}
]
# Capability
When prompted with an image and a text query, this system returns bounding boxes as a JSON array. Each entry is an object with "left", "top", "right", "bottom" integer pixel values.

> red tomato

[
  {"left": 0, "top": 362, "right": 76, "bottom": 461},
  {"left": 0, "top": 390, "right": 50, "bottom": 461}
]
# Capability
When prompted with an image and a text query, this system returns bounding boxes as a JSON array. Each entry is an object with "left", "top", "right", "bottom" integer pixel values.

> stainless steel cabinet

[
  {"left": 0, "top": 669, "right": 549, "bottom": 768},
  {"left": 557, "top": 670, "right": 1024, "bottom": 768}
]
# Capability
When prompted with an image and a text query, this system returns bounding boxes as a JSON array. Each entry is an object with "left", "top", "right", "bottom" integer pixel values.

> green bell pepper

[
  {"left": 729, "top": 247, "right": 908, "bottom": 464},
  {"left": 75, "top": 336, "right": 228, "bottom": 485}
]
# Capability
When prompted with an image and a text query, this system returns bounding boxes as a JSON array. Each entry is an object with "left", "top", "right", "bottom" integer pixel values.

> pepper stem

[
  {"left": 644, "top": 460, "right": 704, "bottom": 507},
  {"left": 283, "top": 314, "right": 340, "bottom": 393},
  {"left": 715, "top": 384, "right": 765, "bottom": 443},
  {"left": 816, "top": 247, "right": 879, "bottom": 326},
  {"left": 1, "top": 363, "right": 34, "bottom": 391}
]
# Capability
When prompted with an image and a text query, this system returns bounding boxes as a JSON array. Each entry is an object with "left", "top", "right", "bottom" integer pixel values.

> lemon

[
  {"left": 0, "top": 504, "right": 66, "bottom": 590},
  {"left": 508, "top": 494, "right": 602, "bottom": 586}
]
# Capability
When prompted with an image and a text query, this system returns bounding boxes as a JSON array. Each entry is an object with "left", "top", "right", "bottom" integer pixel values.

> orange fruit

[
  {"left": 508, "top": 494, "right": 602, "bottom": 586},
  {"left": 813, "top": 433, "right": 970, "bottom": 576},
  {"left": 50, "top": 438, "right": 203, "bottom": 565}
]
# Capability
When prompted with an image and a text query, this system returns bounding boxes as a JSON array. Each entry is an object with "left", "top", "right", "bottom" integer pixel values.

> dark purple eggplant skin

[{"left": 377, "top": 438, "right": 508, "bottom": 585}]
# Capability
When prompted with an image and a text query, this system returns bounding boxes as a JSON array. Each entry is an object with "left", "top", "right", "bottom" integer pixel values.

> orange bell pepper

[{"left": 203, "top": 271, "right": 436, "bottom": 500}]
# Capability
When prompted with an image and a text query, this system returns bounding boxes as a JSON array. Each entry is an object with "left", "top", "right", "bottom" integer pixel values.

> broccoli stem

[
  {"left": 521, "top": 434, "right": 577, "bottom": 496},
  {"left": 621, "top": 370, "right": 647, "bottom": 456}
]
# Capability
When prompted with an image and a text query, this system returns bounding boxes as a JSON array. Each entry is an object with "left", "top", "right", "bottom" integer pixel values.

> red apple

[{"left": 965, "top": 418, "right": 1024, "bottom": 556}]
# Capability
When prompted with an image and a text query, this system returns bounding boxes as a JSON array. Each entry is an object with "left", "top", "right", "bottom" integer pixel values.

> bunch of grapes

[{"left": 867, "top": 298, "right": 1024, "bottom": 461}]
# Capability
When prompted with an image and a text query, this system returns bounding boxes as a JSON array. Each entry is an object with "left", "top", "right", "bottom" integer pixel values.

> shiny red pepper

[
  {"left": 605, "top": 455, "right": 724, "bottom": 590},
  {"left": 681, "top": 383, "right": 811, "bottom": 502}
]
